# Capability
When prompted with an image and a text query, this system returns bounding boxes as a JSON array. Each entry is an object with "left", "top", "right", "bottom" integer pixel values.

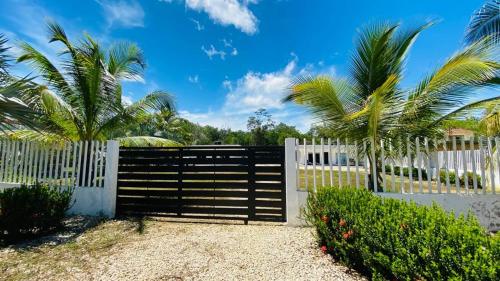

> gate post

[
  {"left": 285, "top": 138, "right": 301, "bottom": 226},
  {"left": 103, "top": 140, "right": 119, "bottom": 218}
]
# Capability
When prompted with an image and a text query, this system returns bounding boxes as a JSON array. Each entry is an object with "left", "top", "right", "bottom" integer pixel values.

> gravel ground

[{"left": 87, "top": 219, "right": 365, "bottom": 281}]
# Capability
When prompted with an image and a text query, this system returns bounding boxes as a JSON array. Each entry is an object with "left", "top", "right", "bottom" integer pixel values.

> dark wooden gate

[{"left": 116, "top": 146, "right": 286, "bottom": 222}]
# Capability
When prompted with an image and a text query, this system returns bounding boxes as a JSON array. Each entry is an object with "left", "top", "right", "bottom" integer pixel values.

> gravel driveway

[{"left": 88, "top": 220, "right": 365, "bottom": 281}]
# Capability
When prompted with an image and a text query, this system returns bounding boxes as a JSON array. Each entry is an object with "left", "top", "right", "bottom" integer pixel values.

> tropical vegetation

[
  {"left": 3, "top": 22, "right": 175, "bottom": 146},
  {"left": 285, "top": 21, "right": 499, "bottom": 189},
  {"left": 306, "top": 186, "right": 499, "bottom": 280},
  {"left": 0, "top": 34, "right": 39, "bottom": 133}
]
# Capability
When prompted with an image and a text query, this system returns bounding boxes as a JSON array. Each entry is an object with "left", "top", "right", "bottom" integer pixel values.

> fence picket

[
  {"left": 461, "top": 137, "right": 468, "bottom": 194},
  {"left": 424, "top": 138, "right": 432, "bottom": 194},
  {"left": 328, "top": 138, "right": 333, "bottom": 186},
  {"left": 416, "top": 137, "right": 423, "bottom": 193},
  {"left": 487, "top": 137, "right": 495, "bottom": 194},
  {"left": 370, "top": 138, "right": 377, "bottom": 192},
  {"left": 337, "top": 138, "right": 342, "bottom": 188},
  {"left": 398, "top": 139, "right": 404, "bottom": 193},
  {"left": 346, "top": 138, "right": 351, "bottom": 186},
  {"left": 98, "top": 141, "right": 106, "bottom": 187},
  {"left": 303, "top": 138, "right": 308, "bottom": 191},
  {"left": 452, "top": 137, "right": 460, "bottom": 193},
  {"left": 389, "top": 140, "right": 396, "bottom": 192},
  {"left": 434, "top": 138, "right": 441, "bottom": 193},
  {"left": 320, "top": 138, "right": 325, "bottom": 187},
  {"left": 354, "top": 140, "right": 360, "bottom": 189},
  {"left": 380, "top": 139, "right": 386, "bottom": 192},
  {"left": 442, "top": 139, "right": 451, "bottom": 193},
  {"left": 407, "top": 136, "right": 414, "bottom": 193},
  {"left": 479, "top": 137, "right": 487, "bottom": 194},
  {"left": 364, "top": 140, "right": 369, "bottom": 190},
  {"left": 470, "top": 136, "right": 478, "bottom": 194},
  {"left": 312, "top": 138, "right": 317, "bottom": 191}
]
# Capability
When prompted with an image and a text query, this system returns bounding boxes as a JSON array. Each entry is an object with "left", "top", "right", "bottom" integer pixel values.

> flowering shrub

[{"left": 305, "top": 187, "right": 499, "bottom": 280}]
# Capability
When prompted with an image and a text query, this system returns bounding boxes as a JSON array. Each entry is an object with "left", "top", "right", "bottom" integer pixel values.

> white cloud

[
  {"left": 201, "top": 45, "right": 226, "bottom": 60},
  {"left": 189, "top": 18, "right": 205, "bottom": 31},
  {"left": 184, "top": 0, "right": 258, "bottom": 35},
  {"left": 188, "top": 75, "right": 199, "bottom": 83},
  {"left": 178, "top": 54, "right": 333, "bottom": 131},
  {"left": 122, "top": 94, "right": 134, "bottom": 106},
  {"left": 97, "top": 0, "right": 145, "bottom": 28},
  {"left": 224, "top": 57, "right": 298, "bottom": 113}
]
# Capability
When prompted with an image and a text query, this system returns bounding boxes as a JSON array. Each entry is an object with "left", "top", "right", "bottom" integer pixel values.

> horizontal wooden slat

[
  {"left": 118, "top": 197, "right": 250, "bottom": 207},
  {"left": 118, "top": 172, "right": 250, "bottom": 181},
  {"left": 118, "top": 181, "right": 251, "bottom": 189},
  {"left": 118, "top": 204, "right": 249, "bottom": 215},
  {"left": 118, "top": 189, "right": 249, "bottom": 198}
]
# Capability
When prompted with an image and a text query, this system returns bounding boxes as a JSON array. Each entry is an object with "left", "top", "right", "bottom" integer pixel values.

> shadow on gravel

[{"left": 1, "top": 215, "right": 105, "bottom": 250}]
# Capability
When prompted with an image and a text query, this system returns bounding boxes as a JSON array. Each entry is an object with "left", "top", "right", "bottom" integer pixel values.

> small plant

[
  {"left": 0, "top": 182, "right": 73, "bottom": 243},
  {"left": 306, "top": 187, "right": 498, "bottom": 280},
  {"left": 385, "top": 165, "right": 428, "bottom": 180},
  {"left": 439, "top": 170, "right": 482, "bottom": 189}
]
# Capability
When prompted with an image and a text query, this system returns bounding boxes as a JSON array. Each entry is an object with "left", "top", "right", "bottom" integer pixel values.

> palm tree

[
  {"left": 10, "top": 22, "right": 175, "bottom": 145},
  {"left": 466, "top": 0, "right": 500, "bottom": 45},
  {"left": 0, "top": 34, "right": 40, "bottom": 132},
  {"left": 285, "top": 22, "right": 499, "bottom": 189}
]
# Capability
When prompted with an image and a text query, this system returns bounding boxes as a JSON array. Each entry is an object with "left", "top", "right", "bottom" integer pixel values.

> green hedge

[
  {"left": 305, "top": 187, "right": 499, "bottom": 280},
  {"left": 0, "top": 183, "right": 73, "bottom": 243},
  {"left": 385, "top": 165, "right": 428, "bottom": 180},
  {"left": 439, "top": 170, "right": 482, "bottom": 189}
]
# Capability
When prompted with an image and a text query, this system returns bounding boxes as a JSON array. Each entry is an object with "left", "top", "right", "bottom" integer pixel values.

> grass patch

[
  {"left": 298, "top": 168, "right": 492, "bottom": 193},
  {"left": 0, "top": 218, "right": 147, "bottom": 281}
]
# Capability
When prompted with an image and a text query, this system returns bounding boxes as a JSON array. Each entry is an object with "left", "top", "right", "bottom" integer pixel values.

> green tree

[
  {"left": 11, "top": 22, "right": 175, "bottom": 146},
  {"left": 247, "top": 108, "right": 275, "bottom": 145},
  {"left": 285, "top": 22, "right": 499, "bottom": 189}
]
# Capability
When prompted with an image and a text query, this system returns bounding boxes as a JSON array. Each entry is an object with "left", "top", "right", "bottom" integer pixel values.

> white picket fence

[
  {"left": 0, "top": 140, "right": 107, "bottom": 188},
  {"left": 295, "top": 136, "right": 499, "bottom": 195}
]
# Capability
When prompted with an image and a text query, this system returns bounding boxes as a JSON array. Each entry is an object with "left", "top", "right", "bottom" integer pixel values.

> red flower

[
  {"left": 339, "top": 219, "right": 347, "bottom": 227},
  {"left": 321, "top": 215, "right": 329, "bottom": 223},
  {"left": 320, "top": 245, "right": 327, "bottom": 253},
  {"left": 343, "top": 230, "right": 354, "bottom": 240}
]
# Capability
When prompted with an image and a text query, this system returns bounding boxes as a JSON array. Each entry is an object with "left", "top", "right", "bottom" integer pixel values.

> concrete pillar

[
  {"left": 285, "top": 138, "right": 301, "bottom": 226},
  {"left": 102, "top": 140, "right": 119, "bottom": 218}
]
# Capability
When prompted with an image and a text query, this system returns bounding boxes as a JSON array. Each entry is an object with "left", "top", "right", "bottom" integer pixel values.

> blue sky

[{"left": 0, "top": 0, "right": 487, "bottom": 131}]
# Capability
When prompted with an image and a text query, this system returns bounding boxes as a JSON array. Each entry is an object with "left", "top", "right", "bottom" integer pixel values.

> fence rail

[
  {"left": 0, "top": 140, "right": 107, "bottom": 187},
  {"left": 295, "top": 136, "right": 499, "bottom": 195}
]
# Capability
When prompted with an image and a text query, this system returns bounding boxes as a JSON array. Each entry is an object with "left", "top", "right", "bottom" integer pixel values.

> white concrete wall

[{"left": 291, "top": 189, "right": 500, "bottom": 232}]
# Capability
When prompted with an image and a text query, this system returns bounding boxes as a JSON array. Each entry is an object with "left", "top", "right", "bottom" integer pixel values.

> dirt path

[{"left": 1, "top": 218, "right": 365, "bottom": 281}]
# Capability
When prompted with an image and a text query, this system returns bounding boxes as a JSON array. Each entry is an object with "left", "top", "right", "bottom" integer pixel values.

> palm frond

[
  {"left": 0, "top": 80, "right": 41, "bottom": 132},
  {"left": 1, "top": 129, "right": 70, "bottom": 144},
  {"left": 405, "top": 38, "right": 499, "bottom": 120},
  {"left": 117, "top": 136, "right": 181, "bottom": 147},
  {"left": 126, "top": 90, "right": 176, "bottom": 114},
  {"left": 17, "top": 42, "right": 74, "bottom": 99},
  {"left": 465, "top": 0, "right": 500, "bottom": 44},
  {"left": 107, "top": 42, "right": 146, "bottom": 80}
]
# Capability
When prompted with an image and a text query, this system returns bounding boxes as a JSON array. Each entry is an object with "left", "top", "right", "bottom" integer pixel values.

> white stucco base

[
  {"left": 292, "top": 189, "right": 500, "bottom": 232},
  {"left": 0, "top": 183, "right": 115, "bottom": 217},
  {"left": 378, "top": 193, "right": 500, "bottom": 232}
]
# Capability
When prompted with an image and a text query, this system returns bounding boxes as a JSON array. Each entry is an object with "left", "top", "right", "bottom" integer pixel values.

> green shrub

[
  {"left": 305, "top": 187, "right": 498, "bottom": 280},
  {"left": 439, "top": 170, "right": 482, "bottom": 189},
  {"left": 0, "top": 183, "right": 73, "bottom": 243},
  {"left": 385, "top": 165, "right": 428, "bottom": 180}
]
